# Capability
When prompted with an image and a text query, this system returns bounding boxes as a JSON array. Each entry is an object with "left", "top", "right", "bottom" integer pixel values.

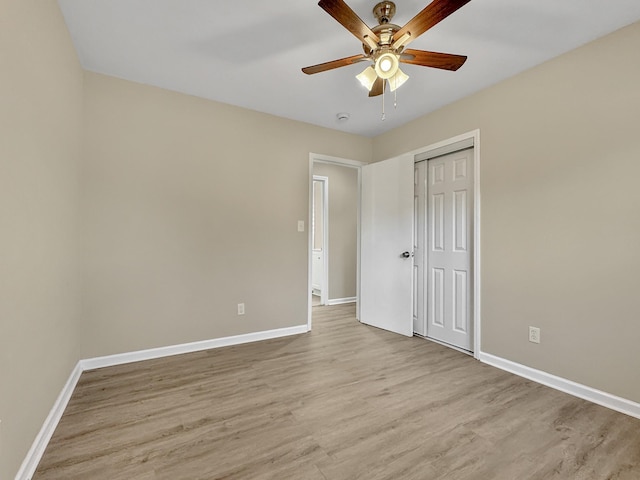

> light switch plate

[{"left": 297, "top": 220, "right": 305, "bottom": 232}]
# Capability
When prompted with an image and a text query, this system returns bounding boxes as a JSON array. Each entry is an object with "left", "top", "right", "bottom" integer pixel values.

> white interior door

[
  {"left": 360, "top": 154, "right": 414, "bottom": 337},
  {"left": 426, "top": 149, "right": 474, "bottom": 351},
  {"left": 311, "top": 176, "right": 328, "bottom": 304}
]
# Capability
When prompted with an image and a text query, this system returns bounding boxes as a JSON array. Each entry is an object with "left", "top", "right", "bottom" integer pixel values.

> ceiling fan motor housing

[
  {"left": 373, "top": 1, "right": 396, "bottom": 24},
  {"left": 362, "top": 23, "right": 400, "bottom": 54}
]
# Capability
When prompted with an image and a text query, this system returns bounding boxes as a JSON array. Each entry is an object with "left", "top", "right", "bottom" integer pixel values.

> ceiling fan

[{"left": 302, "top": 0, "right": 472, "bottom": 97}]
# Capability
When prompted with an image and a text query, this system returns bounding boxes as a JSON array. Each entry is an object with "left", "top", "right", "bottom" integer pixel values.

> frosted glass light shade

[
  {"left": 388, "top": 68, "right": 409, "bottom": 92},
  {"left": 374, "top": 52, "right": 399, "bottom": 79},
  {"left": 356, "top": 66, "right": 377, "bottom": 91}
]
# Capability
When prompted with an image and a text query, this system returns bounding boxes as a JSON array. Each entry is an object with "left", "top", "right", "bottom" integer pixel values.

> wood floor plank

[{"left": 33, "top": 304, "right": 640, "bottom": 479}]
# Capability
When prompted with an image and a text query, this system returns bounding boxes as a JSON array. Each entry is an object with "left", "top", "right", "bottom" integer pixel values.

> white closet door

[{"left": 427, "top": 149, "right": 474, "bottom": 351}]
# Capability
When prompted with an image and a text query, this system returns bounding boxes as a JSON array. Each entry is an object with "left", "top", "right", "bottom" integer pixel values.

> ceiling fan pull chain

[
  {"left": 394, "top": 89, "right": 397, "bottom": 109},
  {"left": 381, "top": 83, "right": 386, "bottom": 121}
]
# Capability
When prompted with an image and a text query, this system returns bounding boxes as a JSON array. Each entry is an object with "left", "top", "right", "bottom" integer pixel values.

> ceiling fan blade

[
  {"left": 318, "top": 0, "right": 380, "bottom": 44},
  {"left": 302, "top": 54, "right": 369, "bottom": 75},
  {"left": 400, "top": 49, "right": 467, "bottom": 71},
  {"left": 393, "top": 0, "right": 472, "bottom": 47},
  {"left": 369, "top": 77, "right": 385, "bottom": 97}
]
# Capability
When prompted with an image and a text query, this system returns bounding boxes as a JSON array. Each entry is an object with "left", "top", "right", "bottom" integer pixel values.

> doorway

[{"left": 307, "top": 154, "right": 366, "bottom": 331}]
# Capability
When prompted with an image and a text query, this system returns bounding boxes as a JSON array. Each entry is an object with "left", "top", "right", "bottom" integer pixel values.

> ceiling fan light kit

[
  {"left": 388, "top": 68, "right": 409, "bottom": 92},
  {"left": 374, "top": 51, "right": 399, "bottom": 79},
  {"left": 356, "top": 66, "right": 378, "bottom": 90},
  {"left": 302, "top": 0, "right": 471, "bottom": 119}
]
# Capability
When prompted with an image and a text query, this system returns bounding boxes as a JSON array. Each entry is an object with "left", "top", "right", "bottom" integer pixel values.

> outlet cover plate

[{"left": 529, "top": 326, "right": 540, "bottom": 344}]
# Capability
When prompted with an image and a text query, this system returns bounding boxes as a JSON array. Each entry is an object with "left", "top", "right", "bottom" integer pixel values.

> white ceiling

[{"left": 57, "top": 0, "right": 640, "bottom": 137}]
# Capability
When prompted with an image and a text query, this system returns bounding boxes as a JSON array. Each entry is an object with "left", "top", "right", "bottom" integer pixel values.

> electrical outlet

[
  {"left": 237, "top": 303, "right": 245, "bottom": 315},
  {"left": 529, "top": 326, "right": 540, "bottom": 344}
]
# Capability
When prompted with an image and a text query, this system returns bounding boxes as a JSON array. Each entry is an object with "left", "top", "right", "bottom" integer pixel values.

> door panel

[
  {"left": 431, "top": 267, "right": 444, "bottom": 326},
  {"left": 454, "top": 269, "right": 468, "bottom": 332},
  {"left": 432, "top": 193, "right": 444, "bottom": 251},
  {"left": 360, "top": 154, "right": 414, "bottom": 337}
]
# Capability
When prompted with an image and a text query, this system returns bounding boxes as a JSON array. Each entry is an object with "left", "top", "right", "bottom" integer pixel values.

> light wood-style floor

[{"left": 34, "top": 304, "right": 640, "bottom": 479}]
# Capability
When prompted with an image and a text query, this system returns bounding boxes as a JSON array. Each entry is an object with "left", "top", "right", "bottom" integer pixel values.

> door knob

[{"left": 401, "top": 251, "right": 412, "bottom": 258}]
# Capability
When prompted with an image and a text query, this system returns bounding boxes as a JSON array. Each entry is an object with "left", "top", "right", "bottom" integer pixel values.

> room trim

[
  {"left": 327, "top": 297, "right": 357, "bottom": 305},
  {"left": 15, "top": 324, "right": 308, "bottom": 480},
  {"left": 82, "top": 325, "right": 308, "bottom": 370},
  {"left": 15, "top": 361, "right": 84, "bottom": 480},
  {"left": 479, "top": 352, "right": 640, "bottom": 420}
]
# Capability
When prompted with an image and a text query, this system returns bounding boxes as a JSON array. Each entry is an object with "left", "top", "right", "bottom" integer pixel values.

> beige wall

[
  {"left": 80, "top": 72, "right": 372, "bottom": 358},
  {"left": 313, "top": 163, "right": 359, "bottom": 300},
  {"left": 0, "top": 0, "right": 83, "bottom": 477},
  {"left": 312, "top": 180, "right": 325, "bottom": 251},
  {"left": 374, "top": 21, "right": 640, "bottom": 403}
]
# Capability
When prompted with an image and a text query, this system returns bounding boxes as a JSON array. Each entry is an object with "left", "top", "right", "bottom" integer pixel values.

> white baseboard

[
  {"left": 16, "top": 324, "right": 308, "bottom": 479},
  {"left": 15, "top": 361, "right": 83, "bottom": 480},
  {"left": 327, "top": 297, "right": 356, "bottom": 305},
  {"left": 479, "top": 352, "right": 640, "bottom": 420},
  {"left": 81, "top": 324, "right": 308, "bottom": 371}
]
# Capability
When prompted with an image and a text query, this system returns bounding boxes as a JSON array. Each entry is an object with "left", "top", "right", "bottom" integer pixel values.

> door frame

[
  {"left": 409, "top": 129, "right": 482, "bottom": 358},
  {"left": 312, "top": 175, "right": 329, "bottom": 306},
  {"left": 308, "top": 153, "right": 366, "bottom": 331}
]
